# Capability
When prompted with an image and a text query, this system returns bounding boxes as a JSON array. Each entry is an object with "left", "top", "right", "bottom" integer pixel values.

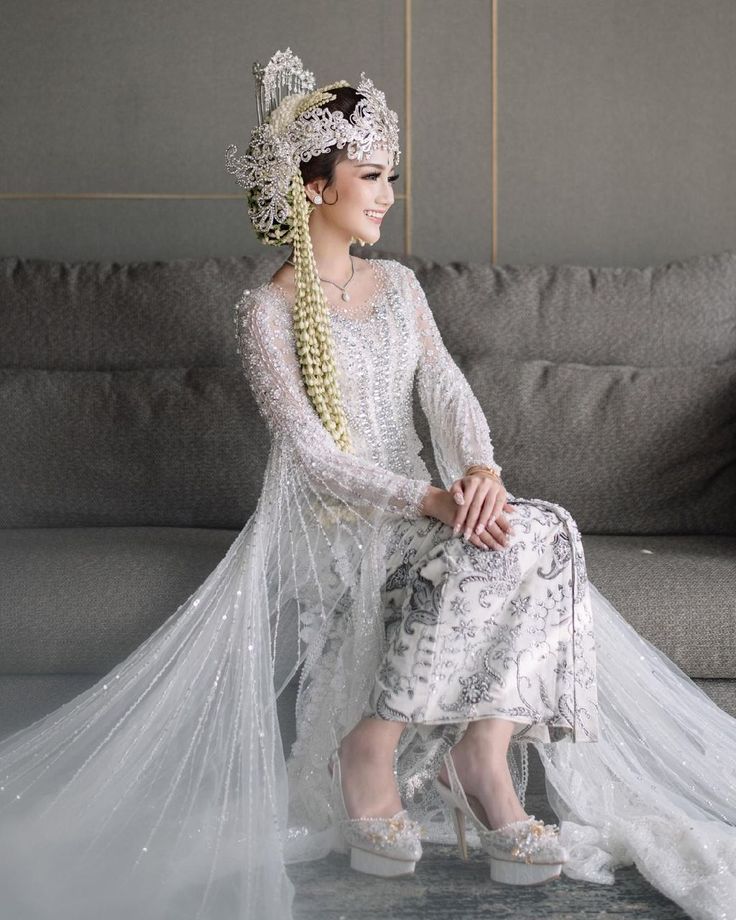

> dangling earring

[{"left": 313, "top": 193, "right": 323, "bottom": 205}]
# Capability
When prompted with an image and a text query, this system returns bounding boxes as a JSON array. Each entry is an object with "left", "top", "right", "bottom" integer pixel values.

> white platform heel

[
  {"left": 434, "top": 749, "right": 568, "bottom": 885},
  {"left": 327, "top": 731, "right": 422, "bottom": 877}
]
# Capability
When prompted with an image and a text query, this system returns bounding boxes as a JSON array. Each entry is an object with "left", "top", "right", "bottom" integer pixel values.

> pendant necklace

[{"left": 285, "top": 256, "right": 356, "bottom": 302}]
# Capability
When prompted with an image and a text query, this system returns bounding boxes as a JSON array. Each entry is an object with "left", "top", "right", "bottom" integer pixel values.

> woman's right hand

[{"left": 422, "top": 486, "right": 515, "bottom": 551}]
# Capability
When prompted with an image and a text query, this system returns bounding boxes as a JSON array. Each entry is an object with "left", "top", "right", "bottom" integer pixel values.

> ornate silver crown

[{"left": 225, "top": 47, "right": 401, "bottom": 245}]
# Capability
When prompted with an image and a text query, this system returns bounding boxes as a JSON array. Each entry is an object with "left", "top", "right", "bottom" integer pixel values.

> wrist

[
  {"left": 464, "top": 463, "right": 502, "bottom": 480},
  {"left": 419, "top": 484, "right": 442, "bottom": 517}
]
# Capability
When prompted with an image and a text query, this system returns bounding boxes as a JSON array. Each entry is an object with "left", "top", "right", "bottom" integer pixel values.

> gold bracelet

[{"left": 464, "top": 464, "right": 502, "bottom": 480}]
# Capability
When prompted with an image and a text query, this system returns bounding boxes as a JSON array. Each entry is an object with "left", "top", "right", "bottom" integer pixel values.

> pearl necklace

[{"left": 285, "top": 257, "right": 356, "bottom": 302}]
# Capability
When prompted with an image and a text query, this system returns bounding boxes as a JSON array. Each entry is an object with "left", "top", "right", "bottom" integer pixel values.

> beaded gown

[{"left": 0, "top": 258, "right": 735, "bottom": 920}]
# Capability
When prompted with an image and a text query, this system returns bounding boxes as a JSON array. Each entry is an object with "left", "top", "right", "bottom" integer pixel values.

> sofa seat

[{"left": 582, "top": 533, "right": 736, "bottom": 680}]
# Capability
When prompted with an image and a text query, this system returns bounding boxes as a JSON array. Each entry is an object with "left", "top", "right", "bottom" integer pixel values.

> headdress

[
  {"left": 225, "top": 48, "right": 400, "bottom": 245},
  {"left": 225, "top": 48, "right": 401, "bottom": 453}
]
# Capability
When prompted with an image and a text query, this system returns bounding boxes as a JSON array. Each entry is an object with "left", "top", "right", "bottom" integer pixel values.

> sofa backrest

[
  {"left": 1, "top": 249, "right": 734, "bottom": 534},
  {"left": 407, "top": 249, "right": 736, "bottom": 535}
]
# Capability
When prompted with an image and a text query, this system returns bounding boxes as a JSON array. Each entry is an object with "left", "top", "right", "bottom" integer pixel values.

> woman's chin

[
  {"left": 361, "top": 223, "right": 382, "bottom": 242},
  {"left": 352, "top": 229, "right": 379, "bottom": 246}
]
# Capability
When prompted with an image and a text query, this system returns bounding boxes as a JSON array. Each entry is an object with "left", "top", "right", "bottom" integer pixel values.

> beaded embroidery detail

[
  {"left": 480, "top": 816, "right": 568, "bottom": 865},
  {"left": 234, "top": 260, "right": 502, "bottom": 521}
]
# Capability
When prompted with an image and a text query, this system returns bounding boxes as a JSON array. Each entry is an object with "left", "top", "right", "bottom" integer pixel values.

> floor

[{"left": 288, "top": 793, "right": 689, "bottom": 919}]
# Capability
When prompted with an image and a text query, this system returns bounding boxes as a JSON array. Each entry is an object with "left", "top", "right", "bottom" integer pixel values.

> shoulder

[
  {"left": 234, "top": 282, "right": 290, "bottom": 341},
  {"left": 377, "top": 260, "right": 427, "bottom": 310},
  {"left": 372, "top": 257, "right": 414, "bottom": 278},
  {"left": 368, "top": 258, "right": 420, "bottom": 298},
  {"left": 268, "top": 262, "right": 295, "bottom": 295},
  {"left": 378, "top": 258, "right": 422, "bottom": 291},
  {"left": 235, "top": 280, "right": 286, "bottom": 314}
]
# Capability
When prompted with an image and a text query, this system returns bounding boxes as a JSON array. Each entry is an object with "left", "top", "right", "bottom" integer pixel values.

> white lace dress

[{"left": 0, "top": 258, "right": 734, "bottom": 920}]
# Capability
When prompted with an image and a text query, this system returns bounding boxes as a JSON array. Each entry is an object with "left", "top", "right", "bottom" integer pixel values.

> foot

[
  {"left": 436, "top": 736, "right": 530, "bottom": 832},
  {"left": 331, "top": 733, "right": 403, "bottom": 821}
]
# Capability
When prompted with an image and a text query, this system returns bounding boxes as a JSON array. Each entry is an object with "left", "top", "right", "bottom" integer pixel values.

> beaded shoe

[
  {"left": 327, "top": 742, "right": 422, "bottom": 877},
  {"left": 434, "top": 749, "right": 568, "bottom": 885}
]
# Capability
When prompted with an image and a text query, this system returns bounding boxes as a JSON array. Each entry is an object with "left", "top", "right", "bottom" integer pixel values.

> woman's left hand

[{"left": 448, "top": 473, "right": 514, "bottom": 549}]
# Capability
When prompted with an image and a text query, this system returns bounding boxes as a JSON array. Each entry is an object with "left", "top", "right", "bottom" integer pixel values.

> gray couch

[{"left": 2, "top": 247, "right": 735, "bottom": 801}]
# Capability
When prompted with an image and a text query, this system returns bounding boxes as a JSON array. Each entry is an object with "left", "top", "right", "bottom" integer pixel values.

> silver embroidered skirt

[{"left": 365, "top": 496, "right": 600, "bottom": 745}]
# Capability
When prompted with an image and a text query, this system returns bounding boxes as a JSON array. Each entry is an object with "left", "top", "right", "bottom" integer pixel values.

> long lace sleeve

[
  {"left": 235, "top": 287, "right": 432, "bottom": 521},
  {"left": 405, "top": 266, "right": 502, "bottom": 489}
]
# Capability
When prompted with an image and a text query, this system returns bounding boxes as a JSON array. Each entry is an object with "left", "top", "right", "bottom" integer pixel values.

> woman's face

[{"left": 306, "top": 146, "right": 399, "bottom": 244}]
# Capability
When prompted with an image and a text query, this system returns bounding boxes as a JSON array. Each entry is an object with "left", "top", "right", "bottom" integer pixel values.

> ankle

[
  {"left": 340, "top": 732, "right": 396, "bottom": 769},
  {"left": 334, "top": 728, "right": 403, "bottom": 820},
  {"left": 451, "top": 739, "right": 510, "bottom": 777},
  {"left": 460, "top": 720, "right": 514, "bottom": 753},
  {"left": 341, "top": 719, "right": 402, "bottom": 760}
]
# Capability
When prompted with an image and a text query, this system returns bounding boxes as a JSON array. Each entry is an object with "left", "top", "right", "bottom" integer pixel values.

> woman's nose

[{"left": 377, "top": 186, "right": 393, "bottom": 206}]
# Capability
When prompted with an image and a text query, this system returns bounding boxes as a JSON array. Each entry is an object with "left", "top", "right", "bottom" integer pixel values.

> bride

[{"left": 0, "top": 47, "right": 734, "bottom": 920}]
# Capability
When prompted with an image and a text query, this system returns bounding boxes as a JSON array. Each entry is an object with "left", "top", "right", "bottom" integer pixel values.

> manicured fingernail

[
  {"left": 453, "top": 524, "right": 461, "bottom": 535},
  {"left": 475, "top": 524, "right": 483, "bottom": 534},
  {"left": 464, "top": 529, "right": 471, "bottom": 540}
]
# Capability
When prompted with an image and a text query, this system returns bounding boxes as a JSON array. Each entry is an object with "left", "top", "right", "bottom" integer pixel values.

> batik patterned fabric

[{"left": 367, "top": 497, "right": 599, "bottom": 744}]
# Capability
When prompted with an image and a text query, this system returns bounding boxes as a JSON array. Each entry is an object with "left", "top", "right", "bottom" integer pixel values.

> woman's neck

[{"left": 302, "top": 214, "right": 355, "bottom": 281}]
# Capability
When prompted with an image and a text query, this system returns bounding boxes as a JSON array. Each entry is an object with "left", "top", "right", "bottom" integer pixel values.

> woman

[
  {"left": 247, "top": 73, "right": 598, "bottom": 884},
  {"left": 0, "top": 47, "right": 734, "bottom": 920}
]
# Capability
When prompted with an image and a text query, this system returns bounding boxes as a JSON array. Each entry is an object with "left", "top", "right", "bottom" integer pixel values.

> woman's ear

[{"left": 304, "top": 180, "right": 322, "bottom": 202}]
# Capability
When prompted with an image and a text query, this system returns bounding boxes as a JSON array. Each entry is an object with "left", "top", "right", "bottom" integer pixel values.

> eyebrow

[{"left": 353, "top": 162, "right": 397, "bottom": 170}]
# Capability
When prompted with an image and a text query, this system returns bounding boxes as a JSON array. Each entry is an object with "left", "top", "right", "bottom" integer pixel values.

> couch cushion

[
  {"left": 582, "top": 533, "right": 736, "bottom": 678},
  {"left": 459, "top": 358, "right": 736, "bottom": 534},
  {"left": 407, "top": 248, "right": 736, "bottom": 366},
  {"left": 0, "top": 367, "right": 268, "bottom": 528},
  {"left": 0, "top": 527, "right": 236, "bottom": 673},
  {"left": 0, "top": 254, "right": 280, "bottom": 369},
  {"left": 3, "top": 249, "right": 734, "bottom": 369}
]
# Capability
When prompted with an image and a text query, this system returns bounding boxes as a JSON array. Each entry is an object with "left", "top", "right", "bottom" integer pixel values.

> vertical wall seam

[
  {"left": 492, "top": 0, "right": 498, "bottom": 263},
  {"left": 405, "top": 0, "right": 413, "bottom": 255}
]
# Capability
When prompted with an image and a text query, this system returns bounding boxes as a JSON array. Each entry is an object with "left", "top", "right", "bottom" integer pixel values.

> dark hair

[{"left": 299, "top": 86, "right": 364, "bottom": 206}]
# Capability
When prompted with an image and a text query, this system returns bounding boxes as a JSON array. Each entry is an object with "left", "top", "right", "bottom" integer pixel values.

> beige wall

[{"left": 1, "top": 0, "right": 734, "bottom": 266}]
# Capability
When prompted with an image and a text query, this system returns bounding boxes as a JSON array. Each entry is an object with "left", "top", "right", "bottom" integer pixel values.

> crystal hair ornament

[
  {"left": 252, "top": 48, "right": 316, "bottom": 127},
  {"left": 225, "top": 47, "right": 401, "bottom": 246}
]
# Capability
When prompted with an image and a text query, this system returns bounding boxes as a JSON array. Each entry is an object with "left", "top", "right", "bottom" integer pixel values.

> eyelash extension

[{"left": 364, "top": 172, "right": 400, "bottom": 182}]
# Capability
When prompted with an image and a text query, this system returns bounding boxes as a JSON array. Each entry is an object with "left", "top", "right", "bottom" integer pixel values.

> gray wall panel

[
  {"left": 0, "top": 0, "right": 407, "bottom": 261},
  {"left": 1, "top": 0, "right": 405, "bottom": 194},
  {"left": 412, "top": 0, "right": 493, "bottom": 263},
  {"left": 1, "top": 0, "right": 735, "bottom": 266},
  {"left": 0, "top": 198, "right": 407, "bottom": 263},
  {"left": 499, "top": 0, "right": 736, "bottom": 267}
]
